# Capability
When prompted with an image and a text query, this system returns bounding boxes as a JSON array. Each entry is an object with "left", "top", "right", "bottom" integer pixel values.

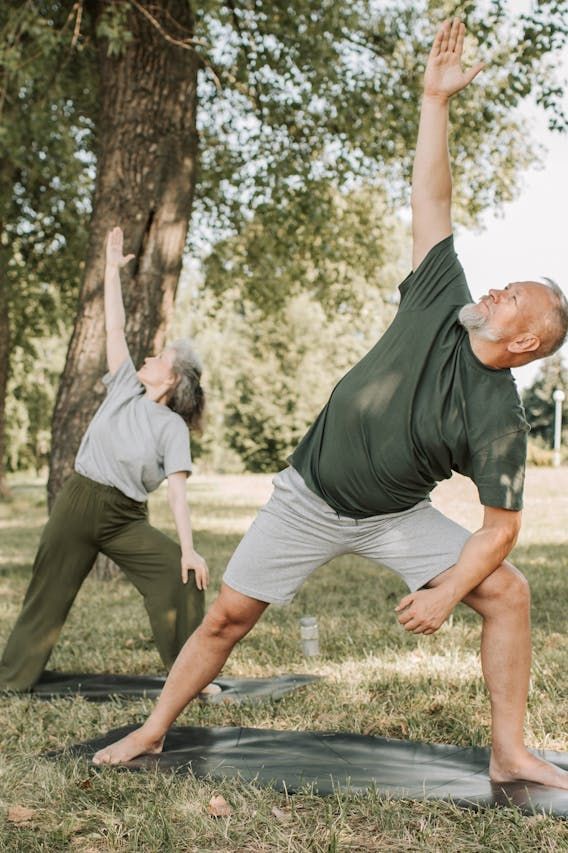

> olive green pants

[{"left": 0, "top": 473, "right": 205, "bottom": 690}]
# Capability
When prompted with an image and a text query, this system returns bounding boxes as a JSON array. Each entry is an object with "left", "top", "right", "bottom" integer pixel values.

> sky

[{"left": 455, "top": 2, "right": 568, "bottom": 390}]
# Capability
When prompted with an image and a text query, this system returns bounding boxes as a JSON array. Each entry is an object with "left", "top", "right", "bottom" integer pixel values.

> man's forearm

[
  {"left": 440, "top": 526, "right": 517, "bottom": 606},
  {"left": 104, "top": 263, "right": 126, "bottom": 332},
  {"left": 411, "top": 95, "right": 452, "bottom": 206}
]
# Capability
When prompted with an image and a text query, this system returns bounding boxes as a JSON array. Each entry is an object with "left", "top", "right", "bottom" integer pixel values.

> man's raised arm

[{"left": 411, "top": 19, "right": 484, "bottom": 270}]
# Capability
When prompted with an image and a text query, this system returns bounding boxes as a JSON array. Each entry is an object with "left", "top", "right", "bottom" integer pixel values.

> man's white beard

[{"left": 458, "top": 303, "right": 503, "bottom": 343}]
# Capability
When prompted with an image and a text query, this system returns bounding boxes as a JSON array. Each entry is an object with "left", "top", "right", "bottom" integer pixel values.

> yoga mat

[
  {"left": 32, "top": 672, "right": 320, "bottom": 703},
  {"left": 57, "top": 724, "right": 568, "bottom": 818}
]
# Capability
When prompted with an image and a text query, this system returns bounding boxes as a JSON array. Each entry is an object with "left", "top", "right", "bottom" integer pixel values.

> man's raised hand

[
  {"left": 424, "top": 18, "right": 484, "bottom": 101},
  {"left": 105, "top": 226, "right": 135, "bottom": 269}
]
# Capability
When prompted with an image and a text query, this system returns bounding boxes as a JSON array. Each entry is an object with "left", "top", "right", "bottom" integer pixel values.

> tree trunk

[
  {"left": 48, "top": 0, "right": 199, "bottom": 525},
  {"left": 0, "top": 247, "right": 12, "bottom": 500}
]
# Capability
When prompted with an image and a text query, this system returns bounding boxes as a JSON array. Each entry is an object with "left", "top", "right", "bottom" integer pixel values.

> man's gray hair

[
  {"left": 167, "top": 339, "right": 205, "bottom": 431},
  {"left": 536, "top": 278, "right": 568, "bottom": 358}
]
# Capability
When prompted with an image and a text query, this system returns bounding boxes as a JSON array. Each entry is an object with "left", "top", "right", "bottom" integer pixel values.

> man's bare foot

[
  {"left": 92, "top": 725, "right": 165, "bottom": 766},
  {"left": 490, "top": 749, "right": 568, "bottom": 789}
]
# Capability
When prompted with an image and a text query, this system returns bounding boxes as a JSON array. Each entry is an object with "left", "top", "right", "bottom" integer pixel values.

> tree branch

[{"left": 128, "top": 0, "right": 208, "bottom": 50}]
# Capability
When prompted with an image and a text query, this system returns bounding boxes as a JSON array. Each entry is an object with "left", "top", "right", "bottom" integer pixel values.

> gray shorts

[{"left": 223, "top": 467, "right": 470, "bottom": 605}]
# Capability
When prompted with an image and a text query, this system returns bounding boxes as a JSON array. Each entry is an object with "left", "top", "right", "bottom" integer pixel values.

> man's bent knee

[
  {"left": 201, "top": 584, "right": 268, "bottom": 644},
  {"left": 468, "top": 561, "right": 530, "bottom": 611}
]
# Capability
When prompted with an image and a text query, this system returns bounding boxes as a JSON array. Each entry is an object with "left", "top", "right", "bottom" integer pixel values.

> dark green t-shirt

[{"left": 290, "top": 235, "right": 529, "bottom": 517}]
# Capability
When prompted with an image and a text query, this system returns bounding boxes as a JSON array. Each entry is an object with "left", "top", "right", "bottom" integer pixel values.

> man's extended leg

[
  {"left": 93, "top": 466, "right": 347, "bottom": 764},
  {"left": 93, "top": 583, "right": 267, "bottom": 763},
  {"left": 427, "top": 562, "right": 568, "bottom": 789}
]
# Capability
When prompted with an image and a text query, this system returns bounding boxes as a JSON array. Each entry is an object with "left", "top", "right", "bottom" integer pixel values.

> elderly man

[{"left": 94, "top": 19, "right": 568, "bottom": 788}]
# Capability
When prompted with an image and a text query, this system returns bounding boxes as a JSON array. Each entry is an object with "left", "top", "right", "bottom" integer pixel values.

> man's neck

[{"left": 468, "top": 332, "right": 511, "bottom": 370}]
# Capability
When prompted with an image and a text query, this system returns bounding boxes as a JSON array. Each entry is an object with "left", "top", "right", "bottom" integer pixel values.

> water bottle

[{"left": 300, "top": 616, "right": 320, "bottom": 657}]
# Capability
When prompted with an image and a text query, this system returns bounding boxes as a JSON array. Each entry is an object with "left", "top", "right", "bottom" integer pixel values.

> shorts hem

[
  {"left": 222, "top": 576, "right": 293, "bottom": 606},
  {"left": 408, "top": 557, "right": 462, "bottom": 592}
]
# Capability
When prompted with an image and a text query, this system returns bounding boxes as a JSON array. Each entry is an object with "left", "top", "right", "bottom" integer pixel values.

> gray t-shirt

[{"left": 74, "top": 356, "right": 192, "bottom": 501}]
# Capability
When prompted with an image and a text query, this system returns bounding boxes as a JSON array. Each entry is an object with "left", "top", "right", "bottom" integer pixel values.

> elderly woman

[{"left": 0, "top": 227, "right": 209, "bottom": 691}]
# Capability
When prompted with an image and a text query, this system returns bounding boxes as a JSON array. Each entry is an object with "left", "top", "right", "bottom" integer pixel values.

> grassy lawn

[{"left": 0, "top": 468, "right": 567, "bottom": 851}]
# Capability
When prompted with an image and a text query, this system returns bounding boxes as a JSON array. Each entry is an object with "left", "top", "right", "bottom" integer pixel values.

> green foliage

[
  {"left": 95, "top": 2, "right": 134, "bottom": 55},
  {"left": 173, "top": 194, "right": 407, "bottom": 472},
  {"left": 0, "top": 1, "right": 95, "bottom": 482},
  {"left": 5, "top": 334, "right": 67, "bottom": 474},
  {"left": 192, "top": 0, "right": 568, "bottom": 260},
  {"left": 203, "top": 185, "right": 407, "bottom": 312},
  {"left": 221, "top": 289, "right": 396, "bottom": 472},
  {"left": 2, "top": 0, "right": 568, "bottom": 474},
  {"left": 0, "top": 0, "right": 94, "bottom": 339},
  {"left": 522, "top": 352, "right": 568, "bottom": 448}
]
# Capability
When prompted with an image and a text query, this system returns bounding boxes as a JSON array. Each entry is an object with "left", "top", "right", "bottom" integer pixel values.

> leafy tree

[
  {"left": 522, "top": 353, "right": 568, "bottom": 448},
  {"left": 0, "top": 1, "right": 94, "bottom": 495},
  {"left": 1, "top": 0, "right": 567, "bottom": 497},
  {"left": 5, "top": 334, "right": 68, "bottom": 474},
  {"left": 47, "top": 0, "right": 202, "bottom": 508}
]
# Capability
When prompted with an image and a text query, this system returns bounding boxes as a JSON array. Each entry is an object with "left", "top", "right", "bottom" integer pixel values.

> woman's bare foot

[
  {"left": 490, "top": 749, "right": 568, "bottom": 789},
  {"left": 92, "top": 725, "right": 165, "bottom": 766}
]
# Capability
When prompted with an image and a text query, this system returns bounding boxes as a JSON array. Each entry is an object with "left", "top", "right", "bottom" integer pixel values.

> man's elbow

[{"left": 494, "top": 517, "right": 522, "bottom": 554}]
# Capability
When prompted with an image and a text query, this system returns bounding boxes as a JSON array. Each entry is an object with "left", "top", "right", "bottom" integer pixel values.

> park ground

[{"left": 0, "top": 468, "right": 567, "bottom": 852}]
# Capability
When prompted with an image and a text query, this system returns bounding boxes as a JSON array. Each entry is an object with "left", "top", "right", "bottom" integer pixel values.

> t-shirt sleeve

[
  {"left": 163, "top": 418, "right": 192, "bottom": 477},
  {"left": 470, "top": 430, "right": 528, "bottom": 510},
  {"left": 102, "top": 356, "right": 143, "bottom": 400},
  {"left": 398, "top": 235, "right": 471, "bottom": 311}
]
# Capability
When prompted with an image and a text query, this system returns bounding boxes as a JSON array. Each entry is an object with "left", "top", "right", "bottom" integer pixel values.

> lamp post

[{"left": 552, "top": 388, "right": 565, "bottom": 467}]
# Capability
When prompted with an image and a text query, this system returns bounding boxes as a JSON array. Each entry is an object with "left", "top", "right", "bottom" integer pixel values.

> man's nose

[{"left": 488, "top": 288, "right": 505, "bottom": 302}]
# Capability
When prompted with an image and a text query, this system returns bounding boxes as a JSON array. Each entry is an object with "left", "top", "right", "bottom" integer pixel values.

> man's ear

[{"left": 507, "top": 333, "right": 540, "bottom": 354}]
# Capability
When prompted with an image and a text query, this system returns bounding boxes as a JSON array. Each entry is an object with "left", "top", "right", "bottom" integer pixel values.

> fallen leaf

[
  {"left": 208, "top": 795, "right": 232, "bottom": 817},
  {"left": 77, "top": 778, "right": 92, "bottom": 790},
  {"left": 7, "top": 805, "right": 36, "bottom": 824}
]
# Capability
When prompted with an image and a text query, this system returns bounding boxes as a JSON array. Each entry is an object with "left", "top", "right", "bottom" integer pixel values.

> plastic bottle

[{"left": 299, "top": 616, "right": 320, "bottom": 656}]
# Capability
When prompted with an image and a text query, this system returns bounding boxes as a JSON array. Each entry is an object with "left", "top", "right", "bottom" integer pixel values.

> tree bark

[
  {"left": 0, "top": 243, "right": 12, "bottom": 500},
  {"left": 48, "top": 0, "right": 199, "bottom": 517}
]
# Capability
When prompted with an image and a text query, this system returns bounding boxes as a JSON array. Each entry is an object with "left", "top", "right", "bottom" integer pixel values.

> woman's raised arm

[{"left": 104, "top": 226, "right": 135, "bottom": 375}]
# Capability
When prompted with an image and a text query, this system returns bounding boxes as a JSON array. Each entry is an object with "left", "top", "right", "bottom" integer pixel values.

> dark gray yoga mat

[
  {"left": 57, "top": 724, "right": 568, "bottom": 818},
  {"left": 32, "top": 672, "right": 319, "bottom": 703}
]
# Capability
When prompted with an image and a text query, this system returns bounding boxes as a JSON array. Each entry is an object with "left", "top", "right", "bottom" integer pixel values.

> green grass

[{"left": 0, "top": 469, "right": 567, "bottom": 852}]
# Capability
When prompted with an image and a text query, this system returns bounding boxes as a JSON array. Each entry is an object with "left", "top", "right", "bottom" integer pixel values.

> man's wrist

[
  {"left": 435, "top": 574, "right": 462, "bottom": 607},
  {"left": 422, "top": 91, "right": 450, "bottom": 107}
]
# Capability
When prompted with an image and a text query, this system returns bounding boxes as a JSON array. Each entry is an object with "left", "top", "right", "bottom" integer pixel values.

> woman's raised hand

[
  {"left": 105, "top": 226, "right": 135, "bottom": 268},
  {"left": 424, "top": 18, "right": 485, "bottom": 101}
]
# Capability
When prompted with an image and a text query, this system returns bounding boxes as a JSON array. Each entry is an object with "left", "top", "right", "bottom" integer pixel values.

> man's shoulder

[{"left": 398, "top": 234, "right": 471, "bottom": 311}]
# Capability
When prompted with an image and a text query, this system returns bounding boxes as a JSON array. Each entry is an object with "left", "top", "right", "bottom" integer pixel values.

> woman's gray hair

[{"left": 167, "top": 339, "right": 205, "bottom": 431}]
